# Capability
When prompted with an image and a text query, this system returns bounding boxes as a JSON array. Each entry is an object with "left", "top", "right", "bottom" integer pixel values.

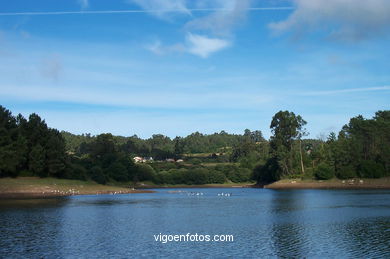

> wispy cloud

[
  {"left": 269, "top": 0, "right": 390, "bottom": 41},
  {"left": 77, "top": 0, "right": 89, "bottom": 9},
  {"left": 186, "top": 0, "right": 251, "bottom": 37},
  {"left": 128, "top": 0, "right": 189, "bottom": 19},
  {"left": 136, "top": 0, "right": 289, "bottom": 58},
  {"left": 0, "top": 6, "right": 293, "bottom": 16},
  {"left": 145, "top": 40, "right": 185, "bottom": 55},
  {"left": 186, "top": 33, "right": 230, "bottom": 58},
  {"left": 301, "top": 86, "right": 390, "bottom": 96},
  {"left": 145, "top": 33, "right": 230, "bottom": 58}
]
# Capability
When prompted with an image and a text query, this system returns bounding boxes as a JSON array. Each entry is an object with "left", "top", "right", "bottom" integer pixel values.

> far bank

[
  {"left": 263, "top": 177, "right": 390, "bottom": 190},
  {"left": 0, "top": 177, "right": 154, "bottom": 199}
]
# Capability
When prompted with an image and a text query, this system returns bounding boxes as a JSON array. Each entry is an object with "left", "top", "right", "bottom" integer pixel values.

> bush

[
  {"left": 302, "top": 168, "right": 314, "bottom": 180},
  {"left": 184, "top": 168, "right": 207, "bottom": 185},
  {"left": 253, "top": 158, "right": 281, "bottom": 184},
  {"left": 90, "top": 166, "right": 107, "bottom": 184},
  {"left": 136, "top": 164, "right": 156, "bottom": 181},
  {"left": 64, "top": 163, "right": 87, "bottom": 180},
  {"left": 207, "top": 170, "right": 226, "bottom": 184},
  {"left": 151, "top": 162, "right": 176, "bottom": 171},
  {"left": 189, "top": 158, "right": 202, "bottom": 165},
  {"left": 358, "top": 160, "right": 385, "bottom": 178},
  {"left": 336, "top": 165, "right": 357, "bottom": 179},
  {"left": 107, "top": 162, "right": 128, "bottom": 182},
  {"left": 314, "top": 163, "right": 334, "bottom": 180}
]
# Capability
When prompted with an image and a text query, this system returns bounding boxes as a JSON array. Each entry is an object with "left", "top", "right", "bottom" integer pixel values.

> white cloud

[
  {"left": 186, "top": 0, "right": 251, "bottom": 36},
  {"left": 269, "top": 0, "right": 390, "bottom": 41},
  {"left": 145, "top": 34, "right": 230, "bottom": 58},
  {"left": 186, "top": 33, "right": 230, "bottom": 58},
  {"left": 134, "top": 0, "right": 250, "bottom": 58},
  {"left": 128, "top": 0, "right": 189, "bottom": 18},
  {"left": 78, "top": 0, "right": 89, "bottom": 9},
  {"left": 145, "top": 40, "right": 185, "bottom": 55}
]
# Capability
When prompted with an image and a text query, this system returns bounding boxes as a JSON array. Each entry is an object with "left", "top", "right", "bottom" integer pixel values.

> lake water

[{"left": 0, "top": 188, "right": 389, "bottom": 258}]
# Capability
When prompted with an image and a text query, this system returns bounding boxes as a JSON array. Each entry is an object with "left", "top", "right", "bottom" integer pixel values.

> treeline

[
  {"left": 254, "top": 110, "right": 390, "bottom": 183},
  {"left": 62, "top": 129, "right": 264, "bottom": 160},
  {"left": 0, "top": 107, "right": 66, "bottom": 178},
  {"left": 1, "top": 104, "right": 389, "bottom": 185},
  {"left": 0, "top": 105, "right": 260, "bottom": 184}
]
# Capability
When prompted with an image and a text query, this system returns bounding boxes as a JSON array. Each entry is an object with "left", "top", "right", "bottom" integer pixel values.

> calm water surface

[{"left": 0, "top": 188, "right": 389, "bottom": 258}]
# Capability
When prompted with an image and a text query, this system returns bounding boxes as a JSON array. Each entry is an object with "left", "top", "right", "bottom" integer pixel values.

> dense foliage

[
  {"left": 255, "top": 110, "right": 390, "bottom": 183},
  {"left": 1, "top": 105, "right": 389, "bottom": 185},
  {"left": 0, "top": 106, "right": 66, "bottom": 178},
  {"left": 0, "top": 105, "right": 259, "bottom": 184}
]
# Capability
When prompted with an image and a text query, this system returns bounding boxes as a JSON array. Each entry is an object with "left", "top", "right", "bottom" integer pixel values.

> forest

[{"left": 1, "top": 105, "right": 389, "bottom": 185}]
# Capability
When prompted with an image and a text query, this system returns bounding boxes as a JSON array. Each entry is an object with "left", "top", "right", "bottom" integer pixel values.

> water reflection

[
  {"left": 0, "top": 198, "right": 69, "bottom": 258},
  {"left": 0, "top": 197, "right": 68, "bottom": 210},
  {"left": 269, "top": 191, "right": 309, "bottom": 258},
  {"left": 341, "top": 218, "right": 390, "bottom": 258}
]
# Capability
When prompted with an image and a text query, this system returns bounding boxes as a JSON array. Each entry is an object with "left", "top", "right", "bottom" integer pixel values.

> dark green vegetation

[
  {"left": 254, "top": 110, "right": 390, "bottom": 183},
  {"left": 1, "top": 105, "right": 389, "bottom": 185}
]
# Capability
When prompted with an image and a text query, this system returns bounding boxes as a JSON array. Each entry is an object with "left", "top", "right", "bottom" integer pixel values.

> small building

[{"left": 133, "top": 156, "right": 144, "bottom": 163}]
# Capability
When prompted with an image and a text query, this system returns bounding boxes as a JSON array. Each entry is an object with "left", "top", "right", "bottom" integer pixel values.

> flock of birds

[
  {"left": 187, "top": 192, "right": 204, "bottom": 196},
  {"left": 183, "top": 191, "right": 232, "bottom": 197},
  {"left": 217, "top": 192, "right": 232, "bottom": 197}
]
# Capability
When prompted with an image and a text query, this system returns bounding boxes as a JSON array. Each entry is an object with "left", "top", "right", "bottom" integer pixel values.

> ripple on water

[{"left": 0, "top": 189, "right": 389, "bottom": 258}]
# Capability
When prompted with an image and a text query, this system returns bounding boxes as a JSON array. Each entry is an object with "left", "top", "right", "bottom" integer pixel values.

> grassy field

[{"left": 0, "top": 177, "right": 154, "bottom": 198}]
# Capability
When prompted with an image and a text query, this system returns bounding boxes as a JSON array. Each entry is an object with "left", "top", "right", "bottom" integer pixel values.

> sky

[{"left": 0, "top": 0, "right": 389, "bottom": 139}]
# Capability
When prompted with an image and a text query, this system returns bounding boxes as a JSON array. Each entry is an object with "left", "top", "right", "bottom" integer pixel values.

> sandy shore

[
  {"left": 264, "top": 177, "right": 390, "bottom": 190},
  {"left": 0, "top": 177, "right": 154, "bottom": 199}
]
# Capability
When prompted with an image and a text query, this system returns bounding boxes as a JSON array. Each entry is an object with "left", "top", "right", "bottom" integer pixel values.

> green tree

[
  {"left": 45, "top": 129, "right": 66, "bottom": 177},
  {"left": 254, "top": 157, "right": 281, "bottom": 183},
  {"left": 314, "top": 163, "right": 334, "bottom": 180},
  {"left": 0, "top": 107, "right": 27, "bottom": 176},
  {"left": 269, "top": 111, "right": 307, "bottom": 176},
  {"left": 29, "top": 144, "right": 46, "bottom": 177}
]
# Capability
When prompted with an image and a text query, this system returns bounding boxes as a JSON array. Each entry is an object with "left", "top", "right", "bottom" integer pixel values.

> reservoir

[{"left": 1, "top": 188, "right": 389, "bottom": 258}]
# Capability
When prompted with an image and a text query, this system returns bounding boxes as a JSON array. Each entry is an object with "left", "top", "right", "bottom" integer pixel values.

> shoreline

[
  {"left": 0, "top": 177, "right": 154, "bottom": 200},
  {"left": 2, "top": 177, "right": 390, "bottom": 199},
  {"left": 263, "top": 178, "right": 390, "bottom": 190},
  {"left": 0, "top": 189, "right": 155, "bottom": 199}
]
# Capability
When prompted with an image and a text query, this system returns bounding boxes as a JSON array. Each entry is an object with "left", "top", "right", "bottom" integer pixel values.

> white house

[{"left": 133, "top": 156, "right": 144, "bottom": 163}]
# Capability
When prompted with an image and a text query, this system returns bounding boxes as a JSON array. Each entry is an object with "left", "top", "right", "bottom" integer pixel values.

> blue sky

[{"left": 0, "top": 0, "right": 389, "bottom": 139}]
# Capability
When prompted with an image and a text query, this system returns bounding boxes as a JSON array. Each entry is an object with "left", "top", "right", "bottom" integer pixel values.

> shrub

[
  {"left": 136, "top": 164, "right": 156, "bottom": 181},
  {"left": 189, "top": 158, "right": 202, "bottom": 165},
  {"left": 253, "top": 157, "right": 281, "bottom": 184},
  {"left": 358, "top": 160, "right": 385, "bottom": 178},
  {"left": 336, "top": 165, "right": 357, "bottom": 179},
  {"left": 314, "top": 163, "right": 334, "bottom": 180},
  {"left": 184, "top": 168, "right": 207, "bottom": 185},
  {"left": 107, "top": 162, "right": 128, "bottom": 182},
  {"left": 65, "top": 163, "right": 87, "bottom": 180},
  {"left": 90, "top": 166, "right": 107, "bottom": 184},
  {"left": 207, "top": 170, "right": 226, "bottom": 184}
]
